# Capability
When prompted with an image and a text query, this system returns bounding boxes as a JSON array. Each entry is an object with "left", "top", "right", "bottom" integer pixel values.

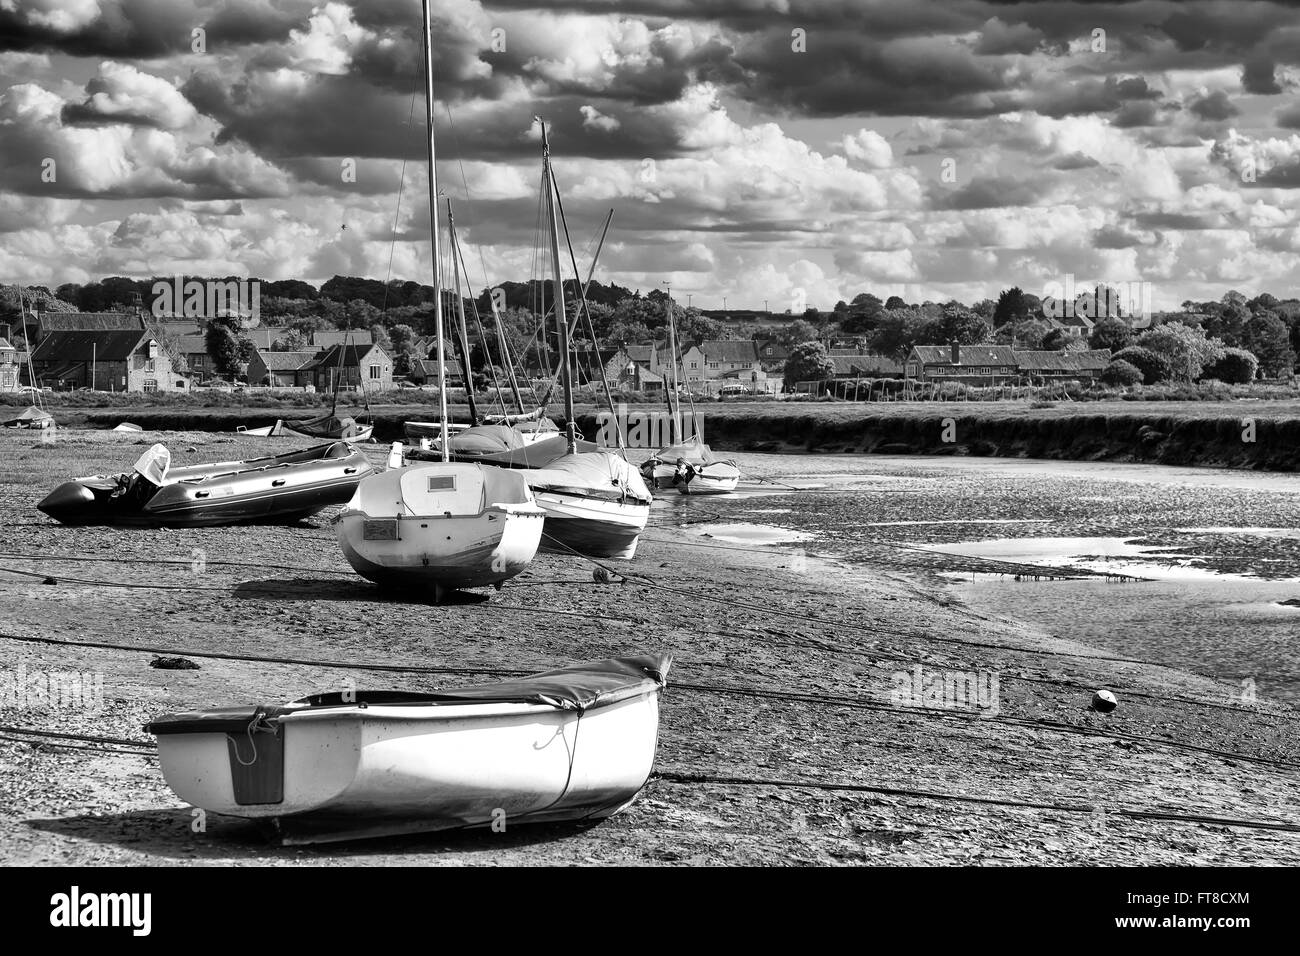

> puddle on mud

[{"left": 693, "top": 523, "right": 815, "bottom": 546}]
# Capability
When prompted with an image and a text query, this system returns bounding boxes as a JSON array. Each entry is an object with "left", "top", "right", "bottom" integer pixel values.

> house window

[
  {"left": 369, "top": 364, "right": 381, "bottom": 379},
  {"left": 142, "top": 379, "right": 158, "bottom": 393},
  {"left": 708, "top": 362, "right": 719, "bottom": 369},
  {"left": 145, "top": 359, "right": 155, "bottom": 372},
  {"left": 192, "top": 355, "right": 205, "bottom": 367},
  {"left": 690, "top": 362, "right": 697, "bottom": 369}
]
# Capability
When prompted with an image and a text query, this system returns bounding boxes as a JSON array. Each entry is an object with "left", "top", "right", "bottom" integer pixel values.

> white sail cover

[
  {"left": 132, "top": 443, "right": 171, "bottom": 486},
  {"left": 651, "top": 435, "right": 730, "bottom": 464},
  {"left": 523, "top": 452, "right": 652, "bottom": 504}
]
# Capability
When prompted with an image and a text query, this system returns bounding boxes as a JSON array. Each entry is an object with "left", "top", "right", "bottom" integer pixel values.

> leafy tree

[
  {"left": 1113, "top": 345, "right": 1173, "bottom": 384},
  {"left": 993, "top": 286, "right": 1030, "bottom": 326},
  {"left": 1241, "top": 311, "right": 1295, "bottom": 377},
  {"left": 971, "top": 298, "right": 996, "bottom": 320},
  {"left": 1137, "top": 323, "right": 1225, "bottom": 381},
  {"left": 885, "top": 295, "right": 908, "bottom": 310},
  {"left": 995, "top": 318, "right": 1053, "bottom": 349},
  {"left": 272, "top": 328, "right": 309, "bottom": 351},
  {"left": 1204, "top": 300, "right": 1250, "bottom": 346},
  {"left": 781, "top": 319, "right": 820, "bottom": 346},
  {"left": 204, "top": 315, "right": 254, "bottom": 379},
  {"left": 1100, "top": 359, "right": 1142, "bottom": 386},
  {"left": 925, "top": 304, "right": 990, "bottom": 345},
  {"left": 1202, "top": 348, "right": 1258, "bottom": 384},
  {"left": 867, "top": 307, "right": 928, "bottom": 361},
  {"left": 1248, "top": 292, "right": 1279, "bottom": 312},
  {"left": 783, "top": 341, "right": 836, "bottom": 390},
  {"left": 1041, "top": 328, "right": 1074, "bottom": 351},
  {"left": 1088, "top": 316, "right": 1135, "bottom": 353}
]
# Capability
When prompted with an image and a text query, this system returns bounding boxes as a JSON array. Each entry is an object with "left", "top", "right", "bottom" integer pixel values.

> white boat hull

[
  {"left": 148, "top": 656, "right": 670, "bottom": 844},
  {"left": 643, "top": 461, "right": 740, "bottom": 495},
  {"left": 334, "top": 462, "right": 544, "bottom": 599},
  {"left": 532, "top": 489, "right": 649, "bottom": 559},
  {"left": 240, "top": 422, "right": 374, "bottom": 442}
]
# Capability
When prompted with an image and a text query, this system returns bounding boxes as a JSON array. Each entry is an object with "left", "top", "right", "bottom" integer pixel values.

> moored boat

[
  {"left": 641, "top": 437, "right": 741, "bottom": 496},
  {"left": 145, "top": 654, "right": 671, "bottom": 845},
  {"left": 239, "top": 414, "right": 374, "bottom": 442},
  {"left": 522, "top": 452, "right": 652, "bottom": 559},
  {"left": 334, "top": 462, "right": 545, "bottom": 601},
  {"left": 37, "top": 440, "right": 371, "bottom": 526}
]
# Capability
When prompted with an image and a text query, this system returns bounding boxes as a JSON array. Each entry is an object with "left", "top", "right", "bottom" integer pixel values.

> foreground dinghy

[
  {"left": 38, "top": 441, "right": 372, "bottom": 526},
  {"left": 146, "top": 654, "right": 671, "bottom": 845},
  {"left": 334, "top": 461, "right": 545, "bottom": 600}
]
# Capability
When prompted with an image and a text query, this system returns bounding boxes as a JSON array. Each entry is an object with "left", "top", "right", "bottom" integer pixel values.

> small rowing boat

[
  {"left": 146, "top": 654, "right": 671, "bottom": 845},
  {"left": 37, "top": 441, "right": 372, "bottom": 526},
  {"left": 641, "top": 437, "right": 740, "bottom": 495}
]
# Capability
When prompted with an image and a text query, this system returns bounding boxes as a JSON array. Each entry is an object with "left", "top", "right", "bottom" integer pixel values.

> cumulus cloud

[
  {"left": 842, "top": 129, "right": 892, "bottom": 168},
  {"left": 61, "top": 61, "right": 198, "bottom": 129}
]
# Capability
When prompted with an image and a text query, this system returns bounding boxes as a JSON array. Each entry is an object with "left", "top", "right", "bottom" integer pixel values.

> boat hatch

[
  {"left": 398, "top": 465, "right": 486, "bottom": 516},
  {"left": 363, "top": 519, "right": 398, "bottom": 540},
  {"left": 226, "top": 723, "right": 285, "bottom": 806}
]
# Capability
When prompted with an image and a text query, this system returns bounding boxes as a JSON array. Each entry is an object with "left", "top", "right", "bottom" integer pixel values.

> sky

[{"left": 1, "top": 0, "right": 1299, "bottom": 312}]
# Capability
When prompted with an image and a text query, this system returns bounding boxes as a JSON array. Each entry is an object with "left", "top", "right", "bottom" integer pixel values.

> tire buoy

[{"left": 1092, "top": 689, "right": 1118, "bottom": 713}]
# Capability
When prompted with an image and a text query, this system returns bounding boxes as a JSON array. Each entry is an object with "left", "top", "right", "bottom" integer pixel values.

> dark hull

[{"left": 38, "top": 444, "right": 372, "bottom": 527}]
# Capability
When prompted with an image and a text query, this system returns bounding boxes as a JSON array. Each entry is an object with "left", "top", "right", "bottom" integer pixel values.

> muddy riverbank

[
  {"left": 30, "top": 397, "right": 1300, "bottom": 470},
  {"left": 2, "top": 433, "right": 1298, "bottom": 865}
]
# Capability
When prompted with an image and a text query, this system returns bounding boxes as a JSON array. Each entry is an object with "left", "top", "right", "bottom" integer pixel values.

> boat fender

[{"left": 1092, "top": 689, "right": 1118, "bottom": 713}]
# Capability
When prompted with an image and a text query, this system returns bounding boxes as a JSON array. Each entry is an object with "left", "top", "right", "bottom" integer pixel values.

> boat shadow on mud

[
  {"left": 230, "top": 577, "right": 492, "bottom": 606},
  {"left": 27, "top": 810, "right": 602, "bottom": 859}
]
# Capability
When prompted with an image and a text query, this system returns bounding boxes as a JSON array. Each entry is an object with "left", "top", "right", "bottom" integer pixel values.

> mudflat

[{"left": 2, "top": 431, "right": 1298, "bottom": 865}]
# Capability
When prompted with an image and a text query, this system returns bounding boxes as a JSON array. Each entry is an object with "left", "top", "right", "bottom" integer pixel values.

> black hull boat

[{"left": 38, "top": 441, "right": 373, "bottom": 527}]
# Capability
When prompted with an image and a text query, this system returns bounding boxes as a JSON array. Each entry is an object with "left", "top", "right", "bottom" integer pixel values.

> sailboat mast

[
  {"left": 419, "top": 0, "right": 448, "bottom": 461},
  {"left": 665, "top": 286, "right": 682, "bottom": 442},
  {"left": 446, "top": 201, "right": 480, "bottom": 425},
  {"left": 542, "top": 122, "right": 576, "bottom": 454}
]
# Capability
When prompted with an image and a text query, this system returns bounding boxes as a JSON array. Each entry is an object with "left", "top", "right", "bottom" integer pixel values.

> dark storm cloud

[
  {"left": 1188, "top": 90, "right": 1238, "bottom": 121},
  {"left": 1242, "top": 57, "right": 1284, "bottom": 94},
  {"left": 1256, "top": 159, "right": 1300, "bottom": 187},
  {"left": 731, "top": 31, "right": 1017, "bottom": 118},
  {"left": 1033, "top": 75, "right": 1162, "bottom": 120},
  {"left": 1277, "top": 102, "right": 1300, "bottom": 128},
  {"left": 1053, "top": 152, "right": 1101, "bottom": 171},
  {"left": 974, "top": 17, "right": 1046, "bottom": 55},
  {"left": 1111, "top": 100, "right": 1162, "bottom": 128},
  {"left": 0, "top": 0, "right": 308, "bottom": 59},
  {"left": 933, "top": 176, "right": 1050, "bottom": 210},
  {"left": 1132, "top": 211, "right": 1219, "bottom": 230},
  {"left": 1092, "top": 224, "right": 1147, "bottom": 249}
]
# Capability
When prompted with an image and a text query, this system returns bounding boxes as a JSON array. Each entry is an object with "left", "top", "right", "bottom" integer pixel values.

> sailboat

[
  {"left": 516, "top": 124, "right": 652, "bottom": 559},
  {"left": 239, "top": 335, "right": 374, "bottom": 441},
  {"left": 640, "top": 290, "right": 740, "bottom": 495},
  {"left": 332, "top": 2, "right": 544, "bottom": 601}
]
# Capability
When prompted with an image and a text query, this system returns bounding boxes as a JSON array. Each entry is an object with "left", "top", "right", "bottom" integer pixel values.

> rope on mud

[
  {"left": 0, "top": 565, "right": 234, "bottom": 591},
  {"left": 4, "top": 630, "right": 1295, "bottom": 776},
  {"left": 0, "top": 551, "right": 357, "bottom": 577},
  {"left": 651, "top": 770, "right": 1300, "bottom": 834}
]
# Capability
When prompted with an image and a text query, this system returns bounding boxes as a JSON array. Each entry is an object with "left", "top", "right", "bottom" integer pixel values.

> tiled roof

[
  {"left": 31, "top": 329, "right": 148, "bottom": 362},
  {"left": 255, "top": 350, "right": 315, "bottom": 371},
  {"left": 311, "top": 330, "right": 374, "bottom": 347},
  {"left": 1012, "top": 349, "right": 1112, "bottom": 371},
  {"left": 39, "top": 312, "right": 143, "bottom": 331},
  {"left": 911, "top": 344, "right": 1019, "bottom": 366},
  {"left": 697, "top": 340, "right": 758, "bottom": 363}
]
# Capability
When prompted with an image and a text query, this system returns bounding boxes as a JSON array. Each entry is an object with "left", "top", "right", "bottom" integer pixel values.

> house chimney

[{"left": 951, "top": 341, "right": 960, "bottom": 364}]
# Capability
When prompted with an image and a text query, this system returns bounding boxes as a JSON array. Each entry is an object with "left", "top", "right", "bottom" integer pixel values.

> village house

[
  {"left": 297, "top": 342, "right": 393, "bottom": 392},
  {"left": 247, "top": 350, "right": 315, "bottom": 387},
  {"left": 409, "top": 358, "right": 465, "bottom": 388},
  {"left": 0, "top": 337, "right": 18, "bottom": 392},
  {"left": 678, "top": 340, "right": 763, "bottom": 388},
  {"left": 905, "top": 344, "right": 1021, "bottom": 384},
  {"left": 30, "top": 328, "right": 184, "bottom": 391},
  {"left": 830, "top": 354, "right": 905, "bottom": 379},
  {"left": 905, "top": 343, "right": 1112, "bottom": 385}
]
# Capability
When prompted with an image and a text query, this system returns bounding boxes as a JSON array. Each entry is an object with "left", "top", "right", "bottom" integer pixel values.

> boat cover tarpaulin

[
  {"left": 285, "top": 414, "right": 362, "bottom": 438},
  {"left": 523, "top": 452, "right": 653, "bottom": 503},
  {"left": 422, "top": 426, "right": 599, "bottom": 468},
  {"left": 3, "top": 405, "right": 55, "bottom": 427},
  {"left": 651, "top": 436, "right": 727, "bottom": 464},
  {"left": 147, "top": 655, "right": 672, "bottom": 733}
]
